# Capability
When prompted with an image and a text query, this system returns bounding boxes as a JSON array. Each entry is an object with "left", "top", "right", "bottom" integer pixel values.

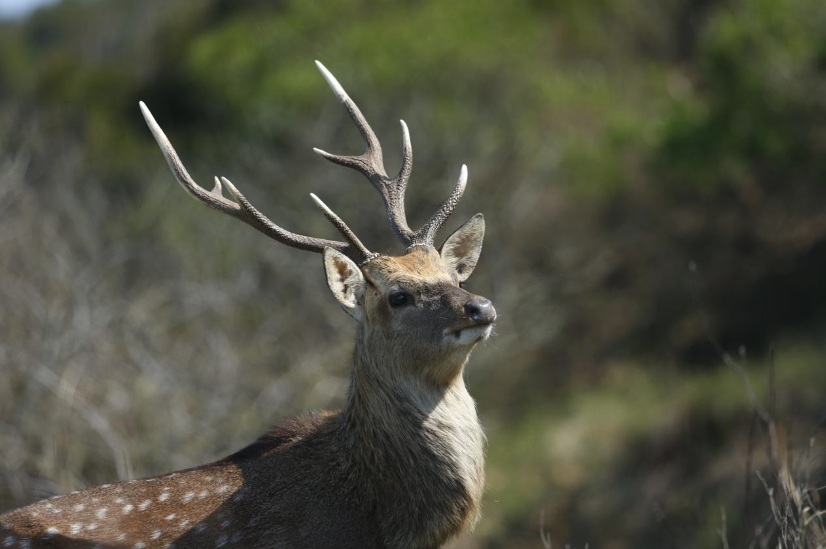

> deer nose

[{"left": 465, "top": 299, "right": 496, "bottom": 324}]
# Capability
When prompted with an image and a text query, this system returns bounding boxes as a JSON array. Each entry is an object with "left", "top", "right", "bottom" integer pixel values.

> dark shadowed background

[{"left": 1, "top": 0, "right": 825, "bottom": 547}]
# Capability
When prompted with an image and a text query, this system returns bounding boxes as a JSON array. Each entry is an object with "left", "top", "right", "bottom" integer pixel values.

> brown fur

[{"left": 0, "top": 227, "right": 493, "bottom": 549}]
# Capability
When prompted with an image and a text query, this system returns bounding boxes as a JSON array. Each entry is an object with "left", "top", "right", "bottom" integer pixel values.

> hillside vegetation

[{"left": 1, "top": 0, "right": 825, "bottom": 546}]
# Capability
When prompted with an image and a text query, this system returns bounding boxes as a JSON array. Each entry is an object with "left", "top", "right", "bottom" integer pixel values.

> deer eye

[{"left": 388, "top": 291, "right": 411, "bottom": 308}]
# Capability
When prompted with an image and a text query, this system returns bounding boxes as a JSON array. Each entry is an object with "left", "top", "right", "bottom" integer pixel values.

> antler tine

[
  {"left": 313, "top": 61, "right": 416, "bottom": 245},
  {"left": 140, "top": 102, "right": 240, "bottom": 216},
  {"left": 413, "top": 164, "right": 468, "bottom": 247},
  {"left": 396, "top": 119, "right": 413, "bottom": 202},
  {"left": 310, "top": 194, "right": 378, "bottom": 264},
  {"left": 140, "top": 101, "right": 357, "bottom": 258},
  {"left": 313, "top": 61, "right": 382, "bottom": 176}
]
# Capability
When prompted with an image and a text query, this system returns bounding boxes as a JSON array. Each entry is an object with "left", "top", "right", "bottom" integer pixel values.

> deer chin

[{"left": 444, "top": 323, "right": 493, "bottom": 345}]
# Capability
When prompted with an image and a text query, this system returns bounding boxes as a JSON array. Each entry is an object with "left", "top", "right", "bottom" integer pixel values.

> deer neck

[{"left": 338, "top": 334, "right": 486, "bottom": 547}]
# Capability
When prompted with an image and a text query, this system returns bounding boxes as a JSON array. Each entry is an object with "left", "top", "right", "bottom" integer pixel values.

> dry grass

[
  {"left": 710, "top": 336, "right": 825, "bottom": 548},
  {"left": 0, "top": 113, "right": 355, "bottom": 509}
]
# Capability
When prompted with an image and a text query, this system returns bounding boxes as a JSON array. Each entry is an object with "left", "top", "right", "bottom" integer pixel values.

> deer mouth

[{"left": 444, "top": 322, "right": 494, "bottom": 343}]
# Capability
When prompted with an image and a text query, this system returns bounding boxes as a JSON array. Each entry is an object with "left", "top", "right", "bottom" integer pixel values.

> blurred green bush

[{"left": 1, "top": 0, "right": 825, "bottom": 547}]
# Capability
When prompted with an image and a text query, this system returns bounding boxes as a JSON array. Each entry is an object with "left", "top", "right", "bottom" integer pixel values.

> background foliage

[{"left": 1, "top": 0, "right": 825, "bottom": 546}]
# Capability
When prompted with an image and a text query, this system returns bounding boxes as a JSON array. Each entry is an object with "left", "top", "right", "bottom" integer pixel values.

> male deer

[{"left": 0, "top": 61, "right": 495, "bottom": 549}]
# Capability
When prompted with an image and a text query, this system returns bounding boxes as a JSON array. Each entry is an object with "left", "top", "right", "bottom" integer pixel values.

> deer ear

[
  {"left": 323, "top": 248, "right": 366, "bottom": 321},
  {"left": 440, "top": 214, "right": 485, "bottom": 283}
]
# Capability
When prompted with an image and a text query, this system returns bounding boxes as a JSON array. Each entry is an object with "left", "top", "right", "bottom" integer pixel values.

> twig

[{"left": 540, "top": 508, "right": 552, "bottom": 549}]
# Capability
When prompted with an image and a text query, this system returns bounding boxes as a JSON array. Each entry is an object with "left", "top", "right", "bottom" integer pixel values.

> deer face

[{"left": 324, "top": 215, "right": 494, "bottom": 385}]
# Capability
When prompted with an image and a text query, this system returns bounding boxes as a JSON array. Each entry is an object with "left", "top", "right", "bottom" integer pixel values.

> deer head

[{"left": 140, "top": 61, "right": 495, "bottom": 388}]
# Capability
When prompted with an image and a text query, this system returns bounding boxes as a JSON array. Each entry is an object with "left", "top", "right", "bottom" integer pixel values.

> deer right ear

[{"left": 323, "top": 248, "right": 366, "bottom": 321}]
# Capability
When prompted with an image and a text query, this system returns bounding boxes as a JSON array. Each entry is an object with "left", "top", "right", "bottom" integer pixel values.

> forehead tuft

[{"left": 364, "top": 246, "right": 449, "bottom": 285}]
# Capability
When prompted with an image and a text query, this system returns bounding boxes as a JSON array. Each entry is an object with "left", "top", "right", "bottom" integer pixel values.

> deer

[{"left": 0, "top": 61, "right": 496, "bottom": 549}]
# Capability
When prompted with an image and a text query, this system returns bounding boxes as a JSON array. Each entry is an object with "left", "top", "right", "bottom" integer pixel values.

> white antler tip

[
  {"left": 314, "top": 61, "right": 348, "bottom": 102},
  {"left": 220, "top": 177, "right": 240, "bottom": 199},
  {"left": 455, "top": 165, "right": 468, "bottom": 193},
  {"left": 138, "top": 101, "right": 178, "bottom": 162},
  {"left": 309, "top": 192, "right": 329, "bottom": 210},
  {"left": 139, "top": 101, "right": 158, "bottom": 127},
  {"left": 139, "top": 101, "right": 155, "bottom": 125}
]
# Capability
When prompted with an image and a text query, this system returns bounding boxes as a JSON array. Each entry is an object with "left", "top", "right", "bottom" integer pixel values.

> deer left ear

[
  {"left": 323, "top": 248, "right": 366, "bottom": 321},
  {"left": 440, "top": 214, "right": 485, "bottom": 283}
]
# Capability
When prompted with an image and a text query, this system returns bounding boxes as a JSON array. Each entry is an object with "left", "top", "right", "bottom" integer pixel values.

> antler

[
  {"left": 139, "top": 101, "right": 373, "bottom": 262},
  {"left": 313, "top": 61, "right": 467, "bottom": 248},
  {"left": 141, "top": 62, "right": 466, "bottom": 261}
]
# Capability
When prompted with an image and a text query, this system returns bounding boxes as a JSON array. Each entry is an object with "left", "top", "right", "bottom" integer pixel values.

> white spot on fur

[
  {"left": 151, "top": 530, "right": 162, "bottom": 540},
  {"left": 96, "top": 508, "right": 108, "bottom": 519},
  {"left": 216, "top": 533, "right": 228, "bottom": 547},
  {"left": 158, "top": 492, "right": 169, "bottom": 502},
  {"left": 164, "top": 514, "right": 176, "bottom": 521},
  {"left": 182, "top": 492, "right": 194, "bottom": 503},
  {"left": 138, "top": 500, "right": 151, "bottom": 511},
  {"left": 134, "top": 543, "right": 146, "bottom": 549},
  {"left": 217, "top": 485, "right": 229, "bottom": 494},
  {"left": 101, "top": 484, "right": 111, "bottom": 488},
  {"left": 46, "top": 527, "right": 59, "bottom": 536},
  {"left": 198, "top": 490, "right": 208, "bottom": 499},
  {"left": 195, "top": 523, "right": 206, "bottom": 533},
  {"left": 123, "top": 504, "right": 134, "bottom": 514},
  {"left": 115, "top": 498, "right": 124, "bottom": 504},
  {"left": 70, "top": 523, "right": 82, "bottom": 534},
  {"left": 117, "top": 533, "right": 126, "bottom": 541},
  {"left": 87, "top": 523, "right": 98, "bottom": 531},
  {"left": 220, "top": 520, "right": 230, "bottom": 529},
  {"left": 3, "top": 535, "right": 15, "bottom": 547},
  {"left": 180, "top": 519, "right": 190, "bottom": 528}
]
